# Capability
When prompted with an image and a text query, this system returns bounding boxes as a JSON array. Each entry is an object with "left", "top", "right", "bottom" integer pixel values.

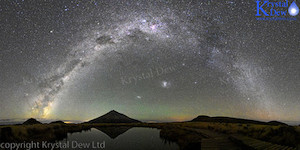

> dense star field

[{"left": 0, "top": 0, "right": 299, "bottom": 124}]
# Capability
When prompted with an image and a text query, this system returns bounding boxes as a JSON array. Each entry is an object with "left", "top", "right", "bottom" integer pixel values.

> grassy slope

[{"left": 173, "top": 122, "right": 300, "bottom": 147}]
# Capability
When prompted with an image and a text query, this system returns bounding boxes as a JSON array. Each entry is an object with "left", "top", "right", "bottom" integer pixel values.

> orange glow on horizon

[{"left": 169, "top": 115, "right": 192, "bottom": 122}]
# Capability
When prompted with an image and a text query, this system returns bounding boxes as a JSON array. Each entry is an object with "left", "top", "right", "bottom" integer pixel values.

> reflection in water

[
  {"left": 94, "top": 126, "right": 132, "bottom": 139},
  {"left": 60, "top": 127, "right": 178, "bottom": 150}
]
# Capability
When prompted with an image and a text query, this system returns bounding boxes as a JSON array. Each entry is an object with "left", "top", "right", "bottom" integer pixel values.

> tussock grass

[
  {"left": 0, "top": 124, "right": 92, "bottom": 142},
  {"left": 170, "top": 122, "right": 300, "bottom": 147}
]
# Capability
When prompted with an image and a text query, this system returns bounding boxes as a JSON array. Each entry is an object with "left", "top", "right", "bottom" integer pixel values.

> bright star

[
  {"left": 161, "top": 81, "right": 171, "bottom": 88},
  {"left": 150, "top": 24, "right": 157, "bottom": 30}
]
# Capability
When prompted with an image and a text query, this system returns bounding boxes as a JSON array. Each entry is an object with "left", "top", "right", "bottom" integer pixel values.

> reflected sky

[{"left": 60, "top": 128, "right": 178, "bottom": 150}]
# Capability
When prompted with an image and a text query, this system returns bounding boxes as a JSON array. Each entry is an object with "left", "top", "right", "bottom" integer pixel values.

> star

[
  {"left": 161, "top": 81, "right": 171, "bottom": 88},
  {"left": 150, "top": 24, "right": 157, "bottom": 30},
  {"left": 141, "top": 19, "right": 147, "bottom": 23}
]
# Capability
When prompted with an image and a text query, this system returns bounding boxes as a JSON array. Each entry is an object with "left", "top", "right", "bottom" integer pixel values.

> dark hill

[
  {"left": 267, "top": 121, "right": 287, "bottom": 126},
  {"left": 191, "top": 116, "right": 286, "bottom": 125},
  {"left": 88, "top": 110, "right": 141, "bottom": 123},
  {"left": 23, "top": 118, "right": 42, "bottom": 125},
  {"left": 49, "top": 121, "right": 66, "bottom": 124}
]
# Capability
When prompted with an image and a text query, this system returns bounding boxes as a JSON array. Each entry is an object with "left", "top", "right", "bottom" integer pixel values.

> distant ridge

[
  {"left": 23, "top": 118, "right": 42, "bottom": 125},
  {"left": 88, "top": 110, "right": 141, "bottom": 123},
  {"left": 191, "top": 115, "right": 287, "bottom": 126},
  {"left": 49, "top": 121, "right": 66, "bottom": 124},
  {"left": 267, "top": 121, "right": 288, "bottom": 126}
]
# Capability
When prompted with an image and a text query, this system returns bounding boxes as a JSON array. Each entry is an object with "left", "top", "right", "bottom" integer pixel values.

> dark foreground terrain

[{"left": 1, "top": 121, "right": 300, "bottom": 150}]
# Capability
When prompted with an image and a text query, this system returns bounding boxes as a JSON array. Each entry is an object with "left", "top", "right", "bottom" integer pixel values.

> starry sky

[{"left": 0, "top": 0, "right": 299, "bottom": 124}]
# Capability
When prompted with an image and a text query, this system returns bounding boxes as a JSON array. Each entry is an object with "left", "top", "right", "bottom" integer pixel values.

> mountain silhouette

[
  {"left": 88, "top": 110, "right": 141, "bottom": 123},
  {"left": 23, "top": 118, "right": 42, "bottom": 125},
  {"left": 191, "top": 115, "right": 287, "bottom": 125},
  {"left": 49, "top": 121, "right": 66, "bottom": 124}
]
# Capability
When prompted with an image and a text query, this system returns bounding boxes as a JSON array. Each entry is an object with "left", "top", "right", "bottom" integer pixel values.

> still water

[{"left": 59, "top": 127, "right": 179, "bottom": 150}]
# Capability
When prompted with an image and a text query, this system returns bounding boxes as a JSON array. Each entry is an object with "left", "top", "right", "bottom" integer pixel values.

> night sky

[{"left": 0, "top": 0, "right": 299, "bottom": 123}]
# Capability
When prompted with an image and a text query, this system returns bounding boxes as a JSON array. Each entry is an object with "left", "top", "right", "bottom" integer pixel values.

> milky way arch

[{"left": 27, "top": 8, "right": 274, "bottom": 119}]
